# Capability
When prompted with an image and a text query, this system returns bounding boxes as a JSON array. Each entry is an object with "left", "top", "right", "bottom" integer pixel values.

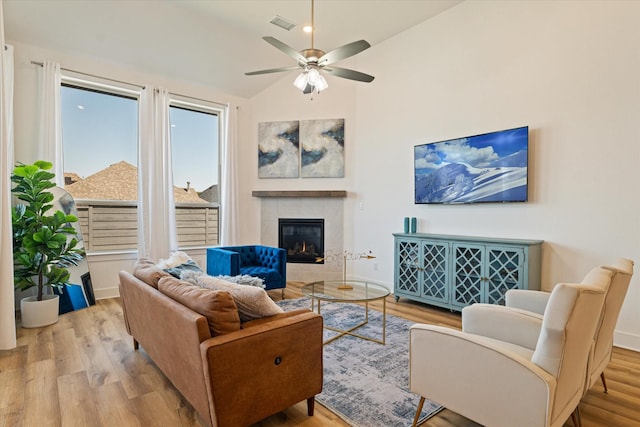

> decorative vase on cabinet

[{"left": 394, "top": 233, "right": 543, "bottom": 312}]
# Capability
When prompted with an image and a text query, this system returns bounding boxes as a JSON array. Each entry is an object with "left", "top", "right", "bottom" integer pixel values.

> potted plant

[{"left": 11, "top": 160, "right": 84, "bottom": 328}]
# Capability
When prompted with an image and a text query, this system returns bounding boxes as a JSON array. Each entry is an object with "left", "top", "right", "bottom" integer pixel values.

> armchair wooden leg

[
  {"left": 281, "top": 288, "right": 285, "bottom": 300},
  {"left": 600, "top": 372, "right": 608, "bottom": 393},
  {"left": 307, "top": 396, "right": 315, "bottom": 416},
  {"left": 571, "top": 405, "right": 582, "bottom": 427},
  {"left": 412, "top": 396, "right": 426, "bottom": 427},
  {"left": 133, "top": 338, "right": 139, "bottom": 350}
]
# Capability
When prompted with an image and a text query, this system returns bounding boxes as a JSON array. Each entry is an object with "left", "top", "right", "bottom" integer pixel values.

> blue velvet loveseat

[{"left": 206, "top": 245, "right": 287, "bottom": 295}]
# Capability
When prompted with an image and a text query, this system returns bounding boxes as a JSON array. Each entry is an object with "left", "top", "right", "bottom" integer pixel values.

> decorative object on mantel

[
  {"left": 411, "top": 217, "right": 417, "bottom": 233},
  {"left": 301, "top": 119, "right": 344, "bottom": 178},
  {"left": 316, "top": 249, "right": 376, "bottom": 287},
  {"left": 245, "top": 0, "right": 375, "bottom": 95},
  {"left": 258, "top": 121, "right": 300, "bottom": 178},
  {"left": 404, "top": 217, "right": 410, "bottom": 233}
]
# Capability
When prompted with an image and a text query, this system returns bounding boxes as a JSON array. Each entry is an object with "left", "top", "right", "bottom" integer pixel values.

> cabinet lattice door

[
  {"left": 421, "top": 241, "right": 449, "bottom": 303},
  {"left": 396, "top": 239, "right": 420, "bottom": 296},
  {"left": 486, "top": 247, "right": 524, "bottom": 305},
  {"left": 452, "top": 244, "right": 484, "bottom": 308}
]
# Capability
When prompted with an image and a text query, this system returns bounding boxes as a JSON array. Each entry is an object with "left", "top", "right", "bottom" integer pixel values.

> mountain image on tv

[{"left": 414, "top": 126, "right": 528, "bottom": 204}]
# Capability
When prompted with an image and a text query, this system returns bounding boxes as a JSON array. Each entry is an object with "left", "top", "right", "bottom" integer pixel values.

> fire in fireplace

[{"left": 278, "top": 218, "right": 324, "bottom": 264}]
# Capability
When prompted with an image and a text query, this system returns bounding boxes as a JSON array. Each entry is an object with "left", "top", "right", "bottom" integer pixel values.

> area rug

[{"left": 277, "top": 297, "right": 443, "bottom": 427}]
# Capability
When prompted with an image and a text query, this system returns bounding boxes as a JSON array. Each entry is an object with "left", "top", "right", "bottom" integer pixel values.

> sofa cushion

[
  {"left": 193, "top": 274, "right": 284, "bottom": 322},
  {"left": 133, "top": 258, "right": 172, "bottom": 289},
  {"left": 158, "top": 276, "right": 241, "bottom": 336}
]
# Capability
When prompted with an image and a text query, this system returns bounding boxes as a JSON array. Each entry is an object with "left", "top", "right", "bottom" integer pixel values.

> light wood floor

[{"left": 1, "top": 281, "right": 639, "bottom": 427}]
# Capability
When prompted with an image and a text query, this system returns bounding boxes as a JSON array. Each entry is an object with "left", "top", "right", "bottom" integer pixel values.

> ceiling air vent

[{"left": 270, "top": 15, "right": 296, "bottom": 31}]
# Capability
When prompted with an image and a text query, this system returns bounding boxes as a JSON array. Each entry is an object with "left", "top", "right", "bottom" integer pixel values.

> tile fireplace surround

[{"left": 254, "top": 191, "right": 346, "bottom": 282}]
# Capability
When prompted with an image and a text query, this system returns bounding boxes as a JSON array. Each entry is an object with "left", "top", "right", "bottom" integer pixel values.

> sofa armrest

[
  {"left": 410, "top": 324, "right": 553, "bottom": 427},
  {"left": 505, "top": 289, "right": 551, "bottom": 315},
  {"left": 200, "top": 311, "right": 323, "bottom": 427},
  {"left": 206, "top": 247, "right": 240, "bottom": 276},
  {"left": 462, "top": 303, "right": 543, "bottom": 350}
]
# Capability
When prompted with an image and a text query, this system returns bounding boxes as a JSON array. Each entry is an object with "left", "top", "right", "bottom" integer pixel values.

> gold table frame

[{"left": 301, "top": 280, "right": 389, "bottom": 345}]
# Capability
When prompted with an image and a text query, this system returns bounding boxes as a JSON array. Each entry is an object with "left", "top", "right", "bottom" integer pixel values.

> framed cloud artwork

[
  {"left": 300, "top": 118, "right": 345, "bottom": 178},
  {"left": 258, "top": 121, "right": 300, "bottom": 178}
]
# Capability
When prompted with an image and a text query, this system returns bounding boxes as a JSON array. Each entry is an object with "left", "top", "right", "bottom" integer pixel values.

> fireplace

[{"left": 279, "top": 218, "right": 324, "bottom": 264}]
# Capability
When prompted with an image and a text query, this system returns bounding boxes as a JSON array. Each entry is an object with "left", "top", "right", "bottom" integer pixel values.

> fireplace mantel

[{"left": 252, "top": 190, "right": 347, "bottom": 198}]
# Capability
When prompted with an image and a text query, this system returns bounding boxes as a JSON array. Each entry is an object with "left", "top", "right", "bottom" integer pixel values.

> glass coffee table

[{"left": 301, "top": 280, "right": 390, "bottom": 345}]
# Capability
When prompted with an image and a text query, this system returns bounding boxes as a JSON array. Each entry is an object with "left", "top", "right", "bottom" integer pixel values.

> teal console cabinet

[{"left": 394, "top": 233, "right": 543, "bottom": 311}]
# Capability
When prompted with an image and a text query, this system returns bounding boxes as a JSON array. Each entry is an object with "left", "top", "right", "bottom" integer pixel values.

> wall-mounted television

[{"left": 414, "top": 126, "right": 528, "bottom": 204}]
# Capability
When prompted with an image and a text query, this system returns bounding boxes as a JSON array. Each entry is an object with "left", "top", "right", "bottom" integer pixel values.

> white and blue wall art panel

[
  {"left": 300, "top": 118, "right": 345, "bottom": 178},
  {"left": 258, "top": 120, "right": 300, "bottom": 178}
]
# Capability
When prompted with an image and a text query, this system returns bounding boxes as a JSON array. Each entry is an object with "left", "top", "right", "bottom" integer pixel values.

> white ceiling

[{"left": 3, "top": 0, "right": 462, "bottom": 98}]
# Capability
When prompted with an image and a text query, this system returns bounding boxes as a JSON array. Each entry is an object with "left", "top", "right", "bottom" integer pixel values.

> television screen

[{"left": 414, "top": 126, "right": 528, "bottom": 204}]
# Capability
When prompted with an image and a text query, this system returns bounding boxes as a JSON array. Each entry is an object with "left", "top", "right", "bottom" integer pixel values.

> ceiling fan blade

[
  {"left": 262, "top": 36, "right": 307, "bottom": 64},
  {"left": 245, "top": 66, "right": 301, "bottom": 76},
  {"left": 323, "top": 66, "right": 375, "bottom": 83},
  {"left": 318, "top": 40, "right": 371, "bottom": 66}
]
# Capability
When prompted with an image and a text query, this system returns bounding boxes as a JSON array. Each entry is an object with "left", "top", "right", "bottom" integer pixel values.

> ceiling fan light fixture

[
  {"left": 307, "top": 68, "right": 321, "bottom": 85},
  {"left": 315, "top": 74, "right": 328, "bottom": 92},
  {"left": 293, "top": 72, "right": 309, "bottom": 91}
]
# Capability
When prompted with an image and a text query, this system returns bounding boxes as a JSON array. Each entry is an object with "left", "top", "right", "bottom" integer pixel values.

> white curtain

[
  {"left": 137, "top": 86, "right": 177, "bottom": 260},
  {"left": 38, "top": 61, "right": 63, "bottom": 185},
  {"left": 0, "top": 5, "right": 17, "bottom": 348},
  {"left": 220, "top": 103, "right": 239, "bottom": 245}
]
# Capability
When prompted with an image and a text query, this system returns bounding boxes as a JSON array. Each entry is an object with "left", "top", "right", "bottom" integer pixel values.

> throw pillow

[
  {"left": 158, "top": 276, "right": 241, "bottom": 336},
  {"left": 194, "top": 275, "right": 284, "bottom": 322},
  {"left": 156, "top": 251, "right": 195, "bottom": 269},
  {"left": 133, "top": 258, "right": 172, "bottom": 289},
  {"left": 155, "top": 251, "right": 204, "bottom": 278},
  {"left": 163, "top": 259, "right": 203, "bottom": 279},
  {"left": 215, "top": 274, "right": 265, "bottom": 288}
]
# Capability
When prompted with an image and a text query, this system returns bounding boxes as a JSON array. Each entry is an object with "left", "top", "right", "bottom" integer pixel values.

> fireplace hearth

[{"left": 279, "top": 218, "right": 324, "bottom": 264}]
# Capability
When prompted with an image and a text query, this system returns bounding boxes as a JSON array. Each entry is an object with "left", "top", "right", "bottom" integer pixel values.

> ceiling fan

[{"left": 245, "top": 0, "right": 375, "bottom": 94}]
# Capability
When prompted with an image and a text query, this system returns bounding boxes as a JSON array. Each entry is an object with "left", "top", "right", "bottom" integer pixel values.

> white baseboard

[
  {"left": 614, "top": 330, "right": 640, "bottom": 352},
  {"left": 95, "top": 286, "right": 120, "bottom": 301}
]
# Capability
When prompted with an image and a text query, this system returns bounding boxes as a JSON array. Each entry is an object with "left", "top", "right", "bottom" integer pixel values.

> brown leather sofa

[{"left": 118, "top": 261, "right": 323, "bottom": 427}]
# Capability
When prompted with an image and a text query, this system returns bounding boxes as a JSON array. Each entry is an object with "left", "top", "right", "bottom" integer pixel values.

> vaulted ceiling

[{"left": 4, "top": 0, "right": 462, "bottom": 98}]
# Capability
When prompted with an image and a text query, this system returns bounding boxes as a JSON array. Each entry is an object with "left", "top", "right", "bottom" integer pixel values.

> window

[
  {"left": 169, "top": 102, "right": 220, "bottom": 248},
  {"left": 61, "top": 82, "right": 139, "bottom": 252},
  {"left": 61, "top": 80, "right": 222, "bottom": 253}
]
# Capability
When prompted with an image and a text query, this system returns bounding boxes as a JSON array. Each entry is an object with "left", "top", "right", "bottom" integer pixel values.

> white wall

[
  {"left": 248, "top": 1, "right": 640, "bottom": 351},
  {"left": 10, "top": 41, "right": 250, "bottom": 299}
]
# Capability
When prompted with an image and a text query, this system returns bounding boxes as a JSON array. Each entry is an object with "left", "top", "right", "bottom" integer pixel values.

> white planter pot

[{"left": 20, "top": 294, "right": 59, "bottom": 328}]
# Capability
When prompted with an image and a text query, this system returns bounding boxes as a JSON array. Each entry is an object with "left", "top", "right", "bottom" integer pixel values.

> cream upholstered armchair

[
  {"left": 409, "top": 267, "right": 612, "bottom": 427},
  {"left": 467, "top": 259, "right": 633, "bottom": 393}
]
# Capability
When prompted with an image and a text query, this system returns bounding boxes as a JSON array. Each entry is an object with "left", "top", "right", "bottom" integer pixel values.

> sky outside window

[
  {"left": 61, "top": 85, "right": 219, "bottom": 193},
  {"left": 61, "top": 85, "right": 137, "bottom": 178}
]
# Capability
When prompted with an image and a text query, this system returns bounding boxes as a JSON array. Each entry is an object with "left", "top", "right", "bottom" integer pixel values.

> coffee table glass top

[{"left": 301, "top": 280, "right": 390, "bottom": 302}]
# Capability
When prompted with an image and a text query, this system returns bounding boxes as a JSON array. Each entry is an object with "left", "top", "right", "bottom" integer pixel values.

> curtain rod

[
  {"left": 30, "top": 60, "right": 229, "bottom": 108},
  {"left": 30, "top": 60, "right": 145, "bottom": 90}
]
